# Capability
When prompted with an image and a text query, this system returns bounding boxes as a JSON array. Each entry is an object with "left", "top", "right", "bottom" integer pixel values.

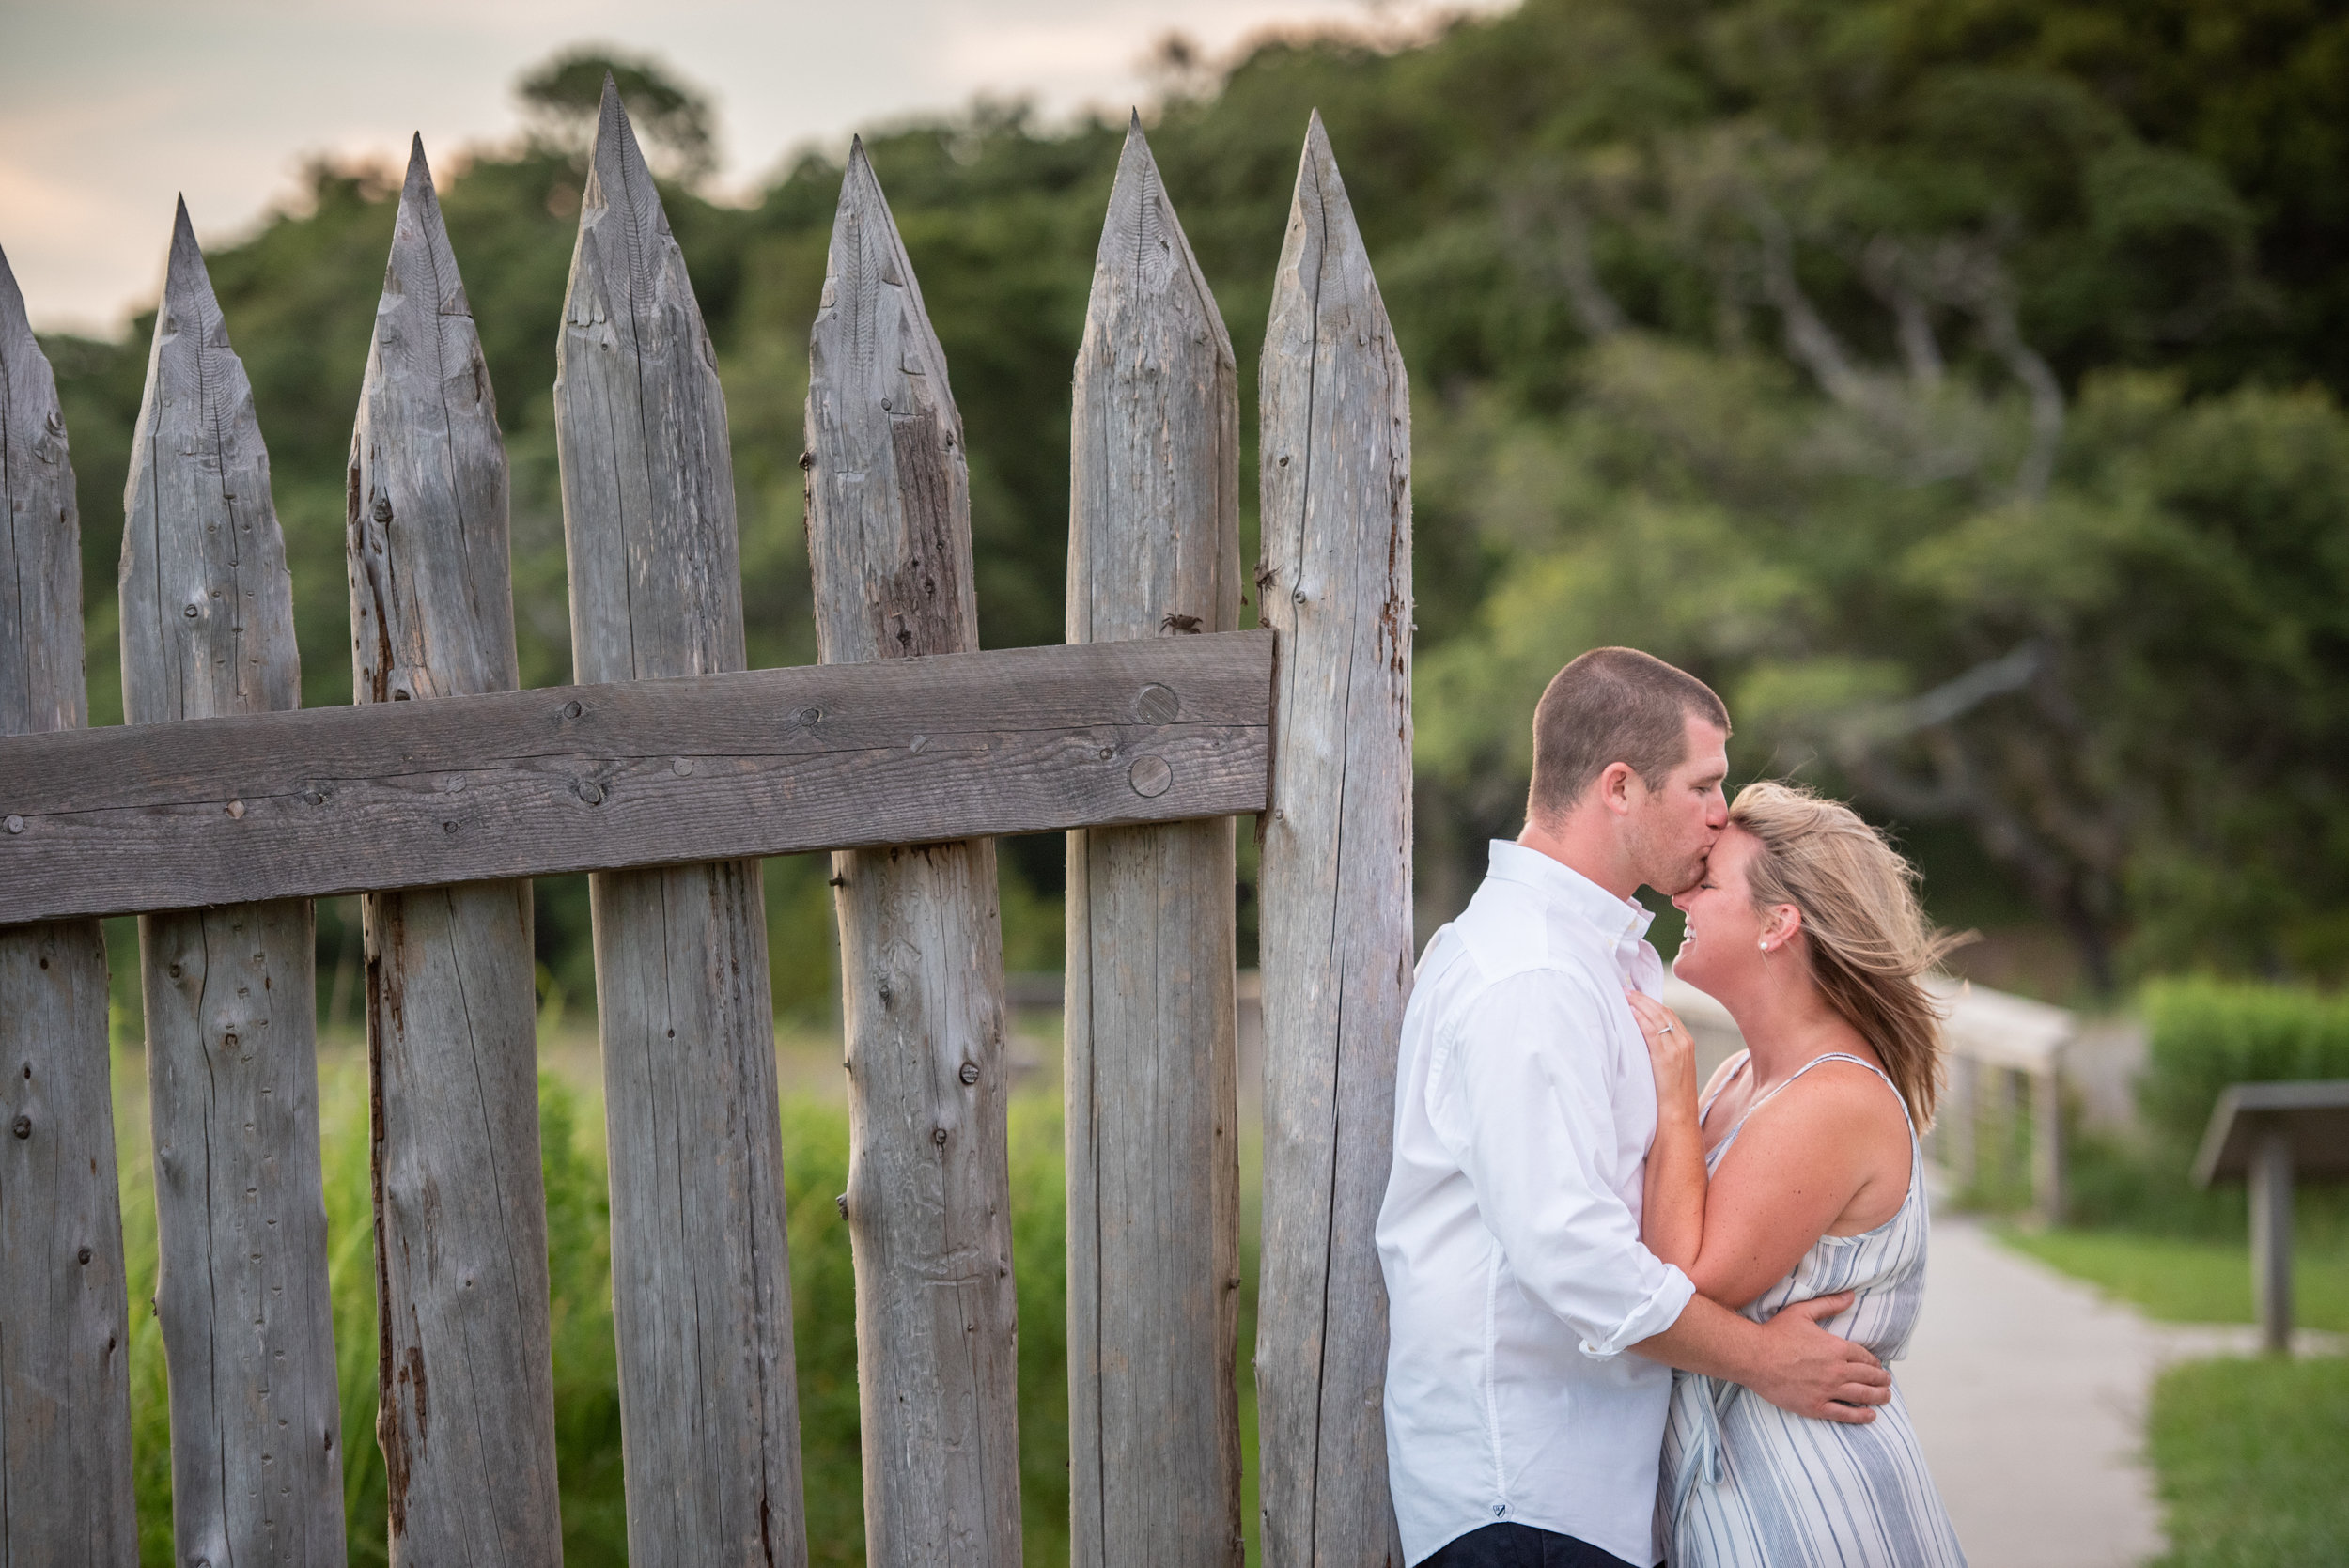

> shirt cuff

[{"left": 1578, "top": 1265, "right": 1696, "bottom": 1358}]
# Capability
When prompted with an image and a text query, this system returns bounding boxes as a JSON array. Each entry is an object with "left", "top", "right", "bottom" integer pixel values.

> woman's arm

[{"left": 1627, "top": 991, "right": 1704, "bottom": 1270}]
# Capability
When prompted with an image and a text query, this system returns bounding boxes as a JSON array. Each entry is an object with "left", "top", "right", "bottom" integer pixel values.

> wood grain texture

[
  {"left": 553, "top": 79, "right": 807, "bottom": 1568},
  {"left": 0, "top": 239, "right": 138, "bottom": 1568},
  {"left": 351, "top": 139, "right": 562, "bottom": 1567},
  {"left": 0, "top": 633, "right": 1273, "bottom": 924},
  {"left": 1252, "top": 115, "right": 1412, "bottom": 1568},
  {"left": 1064, "top": 116, "right": 1244, "bottom": 1568},
  {"left": 120, "top": 201, "right": 346, "bottom": 1568},
  {"left": 804, "top": 139, "right": 1022, "bottom": 1568}
]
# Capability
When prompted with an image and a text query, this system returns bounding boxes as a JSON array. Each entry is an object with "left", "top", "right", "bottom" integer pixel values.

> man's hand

[{"left": 1744, "top": 1294, "right": 1890, "bottom": 1424}]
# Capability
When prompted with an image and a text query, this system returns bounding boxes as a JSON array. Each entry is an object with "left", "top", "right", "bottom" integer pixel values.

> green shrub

[
  {"left": 2038, "top": 979, "right": 2349, "bottom": 1241},
  {"left": 2139, "top": 979, "right": 2349, "bottom": 1149}
]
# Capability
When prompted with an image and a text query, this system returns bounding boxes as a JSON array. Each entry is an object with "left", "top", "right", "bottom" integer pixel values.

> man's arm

[{"left": 1631, "top": 1293, "right": 1890, "bottom": 1424}]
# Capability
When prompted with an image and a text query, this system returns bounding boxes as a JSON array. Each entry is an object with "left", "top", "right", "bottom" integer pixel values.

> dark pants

[{"left": 1419, "top": 1522, "right": 1647, "bottom": 1568}]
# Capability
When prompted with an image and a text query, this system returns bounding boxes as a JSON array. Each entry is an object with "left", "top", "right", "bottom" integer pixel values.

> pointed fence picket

[
  {"left": 351, "top": 138, "right": 564, "bottom": 1565},
  {"left": 0, "top": 99, "right": 1412, "bottom": 1568},
  {"left": 554, "top": 84, "right": 808, "bottom": 1568},
  {"left": 0, "top": 239, "right": 138, "bottom": 1568},
  {"left": 1253, "top": 113, "right": 1413, "bottom": 1568},
  {"left": 804, "top": 139, "right": 1024, "bottom": 1568},
  {"left": 123, "top": 202, "right": 347, "bottom": 1568},
  {"left": 1066, "top": 115, "right": 1247, "bottom": 1568}
]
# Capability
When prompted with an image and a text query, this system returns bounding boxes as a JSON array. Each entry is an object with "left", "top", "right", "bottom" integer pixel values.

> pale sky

[{"left": 0, "top": 0, "right": 1508, "bottom": 335}]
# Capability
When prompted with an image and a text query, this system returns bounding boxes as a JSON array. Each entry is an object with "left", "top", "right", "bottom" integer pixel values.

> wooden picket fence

[{"left": 0, "top": 85, "right": 1411, "bottom": 1568}]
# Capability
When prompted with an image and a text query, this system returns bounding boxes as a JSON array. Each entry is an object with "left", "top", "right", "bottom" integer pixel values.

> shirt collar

[{"left": 1485, "top": 839, "right": 1655, "bottom": 944}]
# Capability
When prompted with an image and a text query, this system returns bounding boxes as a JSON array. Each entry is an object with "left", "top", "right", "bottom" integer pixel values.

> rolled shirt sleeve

[{"left": 1436, "top": 969, "right": 1695, "bottom": 1357}]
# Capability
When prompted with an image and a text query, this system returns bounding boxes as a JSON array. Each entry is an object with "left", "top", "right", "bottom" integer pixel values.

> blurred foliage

[
  {"left": 34, "top": 0, "right": 2349, "bottom": 991},
  {"left": 1989, "top": 978, "right": 2349, "bottom": 1243},
  {"left": 2140, "top": 977, "right": 2349, "bottom": 1148}
]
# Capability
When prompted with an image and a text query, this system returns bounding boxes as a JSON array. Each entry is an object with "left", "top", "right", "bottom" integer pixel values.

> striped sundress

[{"left": 1659, "top": 1052, "right": 1968, "bottom": 1568}]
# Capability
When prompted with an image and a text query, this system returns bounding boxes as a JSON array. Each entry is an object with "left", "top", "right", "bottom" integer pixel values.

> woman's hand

[
  {"left": 1626, "top": 989, "right": 1698, "bottom": 1116},
  {"left": 1629, "top": 988, "right": 1707, "bottom": 1269}
]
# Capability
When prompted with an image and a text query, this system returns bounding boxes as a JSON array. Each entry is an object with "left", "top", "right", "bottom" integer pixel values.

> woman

[{"left": 1626, "top": 781, "right": 1968, "bottom": 1567}]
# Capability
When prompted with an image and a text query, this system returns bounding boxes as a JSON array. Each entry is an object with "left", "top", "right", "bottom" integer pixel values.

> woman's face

[{"left": 1669, "top": 826, "right": 1769, "bottom": 993}]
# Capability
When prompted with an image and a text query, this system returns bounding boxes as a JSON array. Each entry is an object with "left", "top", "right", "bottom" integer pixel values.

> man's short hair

[{"left": 1527, "top": 647, "right": 1730, "bottom": 819}]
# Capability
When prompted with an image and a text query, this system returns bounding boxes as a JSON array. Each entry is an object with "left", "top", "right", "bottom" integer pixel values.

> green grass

[
  {"left": 2146, "top": 1356, "right": 2349, "bottom": 1567},
  {"left": 2000, "top": 1225, "right": 2349, "bottom": 1332}
]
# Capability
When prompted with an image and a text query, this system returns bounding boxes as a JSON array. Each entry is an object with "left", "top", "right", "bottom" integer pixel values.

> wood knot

[
  {"left": 959, "top": 1061, "right": 980, "bottom": 1085},
  {"left": 1128, "top": 755, "right": 1173, "bottom": 799},
  {"left": 562, "top": 700, "right": 584, "bottom": 721},
  {"left": 2, "top": 815, "right": 21, "bottom": 834},
  {"left": 78, "top": 1247, "right": 92, "bottom": 1264},
  {"left": 575, "top": 781, "right": 604, "bottom": 806},
  {"left": 226, "top": 800, "right": 245, "bottom": 819},
  {"left": 9, "top": 1115, "right": 28, "bottom": 1140},
  {"left": 931, "top": 1126, "right": 949, "bottom": 1145}
]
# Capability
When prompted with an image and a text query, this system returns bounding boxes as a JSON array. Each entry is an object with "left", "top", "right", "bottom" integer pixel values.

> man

[{"left": 1377, "top": 647, "right": 1892, "bottom": 1568}]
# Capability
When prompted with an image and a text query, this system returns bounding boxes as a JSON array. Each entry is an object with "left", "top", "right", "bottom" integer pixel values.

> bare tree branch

[
  {"left": 1860, "top": 236, "right": 1945, "bottom": 392},
  {"left": 1503, "top": 180, "right": 1626, "bottom": 340}
]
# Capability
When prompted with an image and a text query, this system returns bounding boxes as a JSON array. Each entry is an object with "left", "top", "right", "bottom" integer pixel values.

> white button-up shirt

[{"left": 1377, "top": 841, "right": 1696, "bottom": 1567}]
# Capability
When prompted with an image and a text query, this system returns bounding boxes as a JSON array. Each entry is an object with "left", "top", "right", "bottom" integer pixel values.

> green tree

[
  {"left": 518, "top": 48, "right": 719, "bottom": 185},
  {"left": 40, "top": 4, "right": 2349, "bottom": 996}
]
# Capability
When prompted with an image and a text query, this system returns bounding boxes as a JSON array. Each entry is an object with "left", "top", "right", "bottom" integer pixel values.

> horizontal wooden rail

[{"left": 0, "top": 630, "right": 1270, "bottom": 923}]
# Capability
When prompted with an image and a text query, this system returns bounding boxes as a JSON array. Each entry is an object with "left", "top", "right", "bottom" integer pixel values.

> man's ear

[{"left": 1596, "top": 760, "right": 1640, "bottom": 817}]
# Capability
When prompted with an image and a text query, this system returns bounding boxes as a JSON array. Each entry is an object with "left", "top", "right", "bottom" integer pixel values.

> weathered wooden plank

[
  {"left": 1252, "top": 115, "right": 1412, "bottom": 1568},
  {"left": 0, "top": 237, "right": 138, "bottom": 1567},
  {"left": 553, "top": 79, "right": 807, "bottom": 1568},
  {"left": 351, "top": 138, "right": 562, "bottom": 1566},
  {"left": 804, "top": 138, "right": 1022, "bottom": 1568},
  {"left": 120, "top": 201, "right": 345, "bottom": 1567},
  {"left": 0, "top": 630, "right": 1270, "bottom": 922},
  {"left": 1065, "top": 116, "right": 1244, "bottom": 1568}
]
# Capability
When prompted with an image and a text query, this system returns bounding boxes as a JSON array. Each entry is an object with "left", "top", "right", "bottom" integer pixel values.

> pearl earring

[{"left": 1758, "top": 939, "right": 1769, "bottom": 953}]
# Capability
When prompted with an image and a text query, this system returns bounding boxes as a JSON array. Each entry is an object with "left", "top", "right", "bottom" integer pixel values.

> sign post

[{"left": 2194, "top": 1080, "right": 2349, "bottom": 1354}]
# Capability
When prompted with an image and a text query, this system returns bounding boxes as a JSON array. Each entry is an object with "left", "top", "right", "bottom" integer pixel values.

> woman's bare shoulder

[{"left": 1726, "top": 1054, "right": 1911, "bottom": 1170}]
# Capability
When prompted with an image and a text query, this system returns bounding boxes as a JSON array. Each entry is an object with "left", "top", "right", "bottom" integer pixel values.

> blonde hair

[{"left": 1731, "top": 781, "right": 1963, "bottom": 1126}]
